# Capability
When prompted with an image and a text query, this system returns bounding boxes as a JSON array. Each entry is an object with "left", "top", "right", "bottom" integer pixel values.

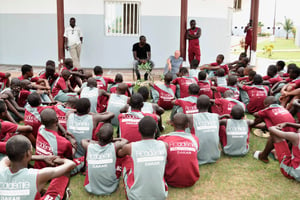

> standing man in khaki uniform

[{"left": 64, "top": 17, "right": 83, "bottom": 68}]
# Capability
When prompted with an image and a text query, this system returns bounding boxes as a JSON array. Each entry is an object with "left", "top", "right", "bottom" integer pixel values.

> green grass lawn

[
  {"left": 257, "top": 38, "right": 300, "bottom": 50},
  {"left": 68, "top": 110, "right": 300, "bottom": 200},
  {"left": 256, "top": 51, "right": 300, "bottom": 60},
  {"left": 256, "top": 38, "right": 300, "bottom": 62}
]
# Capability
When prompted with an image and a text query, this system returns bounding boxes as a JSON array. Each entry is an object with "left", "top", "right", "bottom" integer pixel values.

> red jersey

[
  {"left": 188, "top": 27, "right": 200, "bottom": 48},
  {"left": 242, "top": 85, "right": 268, "bottom": 114},
  {"left": 152, "top": 83, "right": 176, "bottom": 110},
  {"left": 52, "top": 76, "right": 67, "bottom": 97},
  {"left": 263, "top": 74, "right": 283, "bottom": 87},
  {"left": 18, "top": 75, "right": 39, "bottom": 82},
  {"left": 245, "top": 27, "right": 253, "bottom": 44},
  {"left": 211, "top": 98, "right": 245, "bottom": 116},
  {"left": 238, "top": 76, "right": 250, "bottom": 83},
  {"left": 258, "top": 104, "right": 296, "bottom": 132},
  {"left": 0, "top": 72, "right": 8, "bottom": 91},
  {"left": 61, "top": 66, "right": 78, "bottom": 72},
  {"left": 0, "top": 121, "right": 18, "bottom": 142},
  {"left": 39, "top": 71, "right": 59, "bottom": 87},
  {"left": 24, "top": 105, "right": 50, "bottom": 138},
  {"left": 92, "top": 122, "right": 105, "bottom": 141},
  {"left": 282, "top": 72, "right": 289, "bottom": 77},
  {"left": 118, "top": 110, "right": 158, "bottom": 143},
  {"left": 290, "top": 77, "right": 300, "bottom": 88},
  {"left": 197, "top": 80, "right": 213, "bottom": 98},
  {"left": 17, "top": 89, "right": 31, "bottom": 107},
  {"left": 172, "top": 76, "right": 198, "bottom": 98},
  {"left": 109, "top": 83, "right": 133, "bottom": 96},
  {"left": 34, "top": 127, "right": 72, "bottom": 169},
  {"left": 61, "top": 67, "right": 79, "bottom": 89},
  {"left": 53, "top": 104, "right": 73, "bottom": 131},
  {"left": 215, "top": 86, "right": 240, "bottom": 100},
  {"left": 210, "top": 62, "right": 229, "bottom": 75},
  {"left": 0, "top": 142, "right": 6, "bottom": 154},
  {"left": 95, "top": 75, "right": 114, "bottom": 91},
  {"left": 158, "top": 131, "right": 199, "bottom": 187},
  {"left": 174, "top": 96, "right": 198, "bottom": 114}
]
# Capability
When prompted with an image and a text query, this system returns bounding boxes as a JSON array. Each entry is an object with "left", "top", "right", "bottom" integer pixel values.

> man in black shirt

[{"left": 132, "top": 35, "right": 154, "bottom": 80}]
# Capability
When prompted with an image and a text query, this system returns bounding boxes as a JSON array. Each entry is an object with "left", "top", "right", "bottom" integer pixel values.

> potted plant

[
  {"left": 137, "top": 62, "right": 153, "bottom": 81},
  {"left": 258, "top": 21, "right": 264, "bottom": 34}
]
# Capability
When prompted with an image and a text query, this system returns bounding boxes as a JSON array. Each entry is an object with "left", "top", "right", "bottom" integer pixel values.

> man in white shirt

[{"left": 64, "top": 17, "right": 83, "bottom": 68}]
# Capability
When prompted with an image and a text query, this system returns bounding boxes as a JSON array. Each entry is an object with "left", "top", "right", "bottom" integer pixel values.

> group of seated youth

[{"left": 0, "top": 54, "right": 300, "bottom": 200}]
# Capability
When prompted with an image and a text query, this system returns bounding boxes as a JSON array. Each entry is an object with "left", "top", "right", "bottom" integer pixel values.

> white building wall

[
  {"left": 0, "top": 0, "right": 234, "bottom": 67},
  {"left": 232, "top": 0, "right": 300, "bottom": 37},
  {"left": 296, "top": 26, "right": 300, "bottom": 47},
  {"left": 188, "top": 0, "right": 232, "bottom": 19},
  {"left": 0, "top": 0, "right": 56, "bottom": 13}
]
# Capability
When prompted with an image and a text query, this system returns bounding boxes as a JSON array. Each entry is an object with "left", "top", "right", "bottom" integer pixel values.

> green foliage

[
  {"left": 278, "top": 17, "right": 294, "bottom": 39},
  {"left": 257, "top": 38, "right": 300, "bottom": 50},
  {"left": 262, "top": 44, "right": 275, "bottom": 57},
  {"left": 258, "top": 32, "right": 271, "bottom": 37},
  {"left": 137, "top": 62, "right": 152, "bottom": 72},
  {"left": 258, "top": 21, "right": 264, "bottom": 27},
  {"left": 292, "top": 27, "right": 296, "bottom": 39}
]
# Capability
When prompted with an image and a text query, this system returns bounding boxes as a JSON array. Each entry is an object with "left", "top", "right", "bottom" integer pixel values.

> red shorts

[
  {"left": 41, "top": 176, "right": 69, "bottom": 200},
  {"left": 274, "top": 141, "right": 295, "bottom": 179},
  {"left": 0, "top": 142, "right": 6, "bottom": 154},
  {"left": 71, "top": 156, "right": 85, "bottom": 176},
  {"left": 219, "top": 125, "right": 227, "bottom": 147}
]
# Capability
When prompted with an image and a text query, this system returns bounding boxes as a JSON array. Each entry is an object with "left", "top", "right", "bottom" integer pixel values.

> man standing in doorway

[
  {"left": 186, "top": 20, "right": 201, "bottom": 65},
  {"left": 133, "top": 35, "right": 154, "bottom": 80},
  {"left": 64, "top": 17, "right": 83, "bottom": 68}
]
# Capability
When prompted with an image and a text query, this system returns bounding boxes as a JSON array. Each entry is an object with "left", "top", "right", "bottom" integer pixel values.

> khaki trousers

[{"left": 69, "top": 43, "right": 81, "bottom": 68}]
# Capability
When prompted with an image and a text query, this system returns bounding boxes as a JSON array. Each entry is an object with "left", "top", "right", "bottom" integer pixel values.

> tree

[
  {"left": 258, "top": 21, "right": 264, "bottom": 35},
  {"left": 292, "top": 27, "right": 296, "bottom": 40},
  {"left": 279, "top": 17, "right": 294, "bottom": 39}
]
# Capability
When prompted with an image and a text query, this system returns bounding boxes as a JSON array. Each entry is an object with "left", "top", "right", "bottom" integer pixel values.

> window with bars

[
  {"left": 234, "top": 0, "right": 242, "bottom": 10},
  {"left": 105, "top": 1, "right": 140, "bottom": 36}
]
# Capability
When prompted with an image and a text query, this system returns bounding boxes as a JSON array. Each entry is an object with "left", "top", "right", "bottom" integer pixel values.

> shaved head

[
  {"left": 231, "top": 105, "right": 245, "bottom": 119},
  {"left": 264, "top": 96, "right": 276, "bottom": 106},
  {"left": 173, "top": 113, "right": 188, "bottom": 130},
  {"left": 6, "top": 135, "right": 32, "bottom": 162},
  {"left": 174, "top": 50, "right": 181, "bottom": 59},
  {"left": 197, "top": 95, "right": 210, "bottom": 110},
  {"left": 97, "top": 123, "right": 114, "bottom": 144},
  {"left": 66, "top": 96, "right": 78, "bottom": 108},
  {"left": 87, "top": 77, "right": 97, "bottom": 88},
  {"left": 139, "top": 116, "right": 157, "bottom": 138},
  {"left": 41, "top": 108, "right": 57, "bottom": 127},
  {"left": 224, "top": 90, "right": 234, "bottom": 98},
  {"left": 117, "top": 83, "right": 128, "bottom": 94}
]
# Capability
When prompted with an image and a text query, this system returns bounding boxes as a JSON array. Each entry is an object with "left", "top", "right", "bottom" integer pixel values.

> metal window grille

[
  {"left": 105, "top": 1, "right": 140, "bottom": 36},
  {"left": 234, "top": 0, "right": 242, "bottom": 10}
]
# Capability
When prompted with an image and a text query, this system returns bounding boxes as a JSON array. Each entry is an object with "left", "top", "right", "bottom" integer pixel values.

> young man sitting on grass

[
  {"left": 158, "top": 113, "right": 199, "bottom": 188},
  {"left": 172, "top": 67, "right": 198, "bottom": 98},
  {"left": 0, "top": 135, "right": 76, "bottom": 200},
  {"left": 252, "top": 96, "right": 296, "bottom": 139},
  {"left": 81, "top": 123, "right": 128, "bottom": 195},
  {"left": 171, "top": 83, "right": 199, "bottom": 119},
  {"left": 219, "top": 105, "right": 254, "bottom": 156},
  {"left": 150, "top": 72, "right": 176, "bottom": 110},
  {"left": 188, "top": 95, "right": 220, "bottom": 165},
  {"left": 118, "top": 116, "right": 168, "bottom": 200},
  {"left": 254, "top": 122, "right": 300, "bottom": 182}
]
